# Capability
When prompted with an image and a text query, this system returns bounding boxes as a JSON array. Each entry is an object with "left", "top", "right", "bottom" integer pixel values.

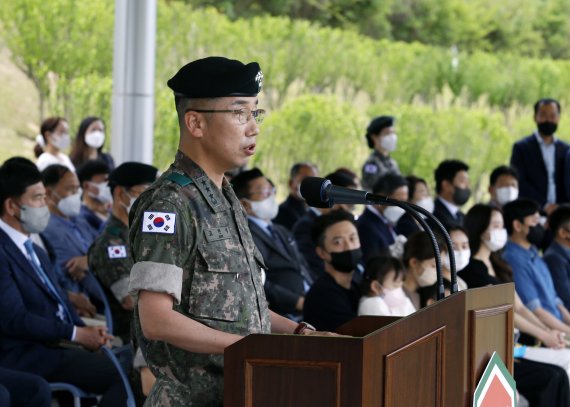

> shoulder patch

[
  {"left": 107, "top": 245, "right": 128, "bottom": 259},
  {"left": 364, "top": 163, "right": 379, "bottom": 174},
  {"left": 166, "top": 172, "right": 193, "bottom": 187},
  {"left": 142, "top": 211, "right": 177, "bottom": 234}
]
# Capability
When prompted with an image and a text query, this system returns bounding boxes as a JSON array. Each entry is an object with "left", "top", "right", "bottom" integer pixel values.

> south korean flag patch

[
  {"left": 107, "top": 245, "right": 127, "bottom": 259},
  {"left": 142, "top": 211, "right": 176, "bottom": 234}
]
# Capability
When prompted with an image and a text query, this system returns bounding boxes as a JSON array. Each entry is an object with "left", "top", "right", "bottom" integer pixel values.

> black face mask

[
  {"left": 452, "top": 186, "right": 471, "bottom": 206},
  {"left": 328, "top": 248, "right": 363, "bottom": 273},
  {"left": 537, "top": 122, "right": 558, "bottom": 136},
  {"left": 527, "top": 224, "right": 545, "bottom": 246}
]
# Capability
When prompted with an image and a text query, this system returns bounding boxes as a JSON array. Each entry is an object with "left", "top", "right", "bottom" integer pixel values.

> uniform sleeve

[
  {"left": 361, "top": 160, "right": 379, "bottom": 192},
  {"left": 89, "top": 239, "right": 133, "bottom": 303},
  {"left": 128, "top": 197, "right": 194, "bottom": 304}
]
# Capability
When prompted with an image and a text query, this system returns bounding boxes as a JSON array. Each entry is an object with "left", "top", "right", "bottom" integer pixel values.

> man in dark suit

[
  {"left": 0, "top": 158, "right": 125, "bottom": 406},
  {"left": 273, "top": 162, "right": 318, "bottom": 231},
  {"left": 544, "top": 205, "right": 570, "bottom": 310},
  {"left": 511, "top": 98, "right": 570, "bottom": 214},
  {"left": 233, "top": 168, "right": 313, "bottom": 320},
  {"left": 357, "top": 173, "right": 408, "bottom": 261},
  {"left": 433, "top": 159, "right": 470, "bottom": 229}
]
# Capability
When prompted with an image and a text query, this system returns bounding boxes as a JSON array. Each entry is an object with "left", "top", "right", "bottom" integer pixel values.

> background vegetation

[{"left": 1, "top": 0, "right": 568, "bottom": 199}]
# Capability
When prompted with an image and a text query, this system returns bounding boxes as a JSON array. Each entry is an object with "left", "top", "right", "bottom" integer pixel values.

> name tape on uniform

[
  {"left": 142, "top": 211, "right": 176, "bottom": 234},
  {"left": 107, "top": 245, "right": 127, "bottom": 259}
]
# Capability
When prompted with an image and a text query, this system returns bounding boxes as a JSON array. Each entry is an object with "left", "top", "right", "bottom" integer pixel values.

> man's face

[
  {"left": 322, "top": 220, "right": 360, "bottom": 255},
  {"left": 490, "top": 174, "right": 518, "bottom": 200},
  {"left": 389, "top": 185, "right": 409, "bottom": 201},
  {"left": 516, "top": 211, "right": 540, "bottom": 240},
  {"left": 14, "top": 182, "right": 47, "bottom": 211},
  {"left": 411, "top": 182, "right": 430, "bottom": 203},
  {"left": 247, "top": 176, "right": 274, "bottom": 203},
  {"left": 290, "top": 165, "right": 318, "bottom": 199},
  {"left": 452, "top": 170, "right": 469, "bottom": 190},
  {"left": 197, "top": 96, "right": 260, "bottom": 172},
  {"left": 535, "top": 102, "right": 560, "bottom": 125},
  {"left": 48, "top": 171, "right": 80, "bottom": 206}
]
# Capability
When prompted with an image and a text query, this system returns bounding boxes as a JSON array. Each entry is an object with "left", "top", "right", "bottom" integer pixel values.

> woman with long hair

[{"left": 70, "top": 116, "right": 115, "bottom": 169}]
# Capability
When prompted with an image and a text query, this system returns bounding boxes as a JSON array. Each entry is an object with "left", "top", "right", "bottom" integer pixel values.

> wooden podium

[{"left": 224, "top": 284, "right": 514, "bottom": 407}]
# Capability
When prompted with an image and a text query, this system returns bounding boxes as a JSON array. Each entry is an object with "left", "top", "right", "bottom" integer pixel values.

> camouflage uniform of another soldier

[
  {"left": 88, "top": 214, "right": 132, "bottom": 341},
  {"left": 361, "top": 115, "right": 401, "bottom": 191},
  {"left": 128, "top": 152, "right": 271, "bottom": 406}
]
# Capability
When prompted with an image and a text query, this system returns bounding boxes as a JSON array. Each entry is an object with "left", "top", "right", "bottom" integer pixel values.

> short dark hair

[
  {"left": 549, "top": 204, "right": 570, "bottom": 235},
  {"left": 76, "top": 160, "right": 110, "bottom": 184},
  {"left": 419, "top": 279, "right": 452, "bottom": 308},
  {"left": 361, "top": 255, "right": 405, "bottom": 296},
  {"left": 534, "top": 98, "right": 561, "bottom": 116},
  {"left": 365, "top": 115, "right": 394, "bottom": 149},
  {"left": 0, "top": 157, "right": 42, "bottom": 216},
  {"left": 502, "top": 198, "right": 540, "bottom": 235},
  {"left": 41, "top": 164, "right": 72, "bottom": 188},
  {"left": 489, "top": 165, "right": 518, "bottom": 186},
  {"left": 311, "top": 209, "right": 356, "bottom": 249},
  {"left": 231, "top": 168, "right": 265, "bottom": 199},
  {"left": 289, "top": 162, "right": 317, "bottom": 180},
  {"left": 405, "top": 175, "right": 427, "bottom": 201},
  {"left": 464, "top": 204, "right": 497, "bottom": 254},
  {"left": 434, "top": 159, "right": 469, "bottom": 194},
  {"left": 402, "top": 231, "right": 443, "bottom": 267},
  {"left": 372, "top": 173, "right": 408, "bottom": 196},
  {"left": 324, "top": 171, "right": 357, "bottom": 188}
]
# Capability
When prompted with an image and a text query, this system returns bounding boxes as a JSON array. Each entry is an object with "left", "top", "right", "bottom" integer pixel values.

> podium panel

[{"left": 225, "top": 284, "right": 514, "bottom": 407}]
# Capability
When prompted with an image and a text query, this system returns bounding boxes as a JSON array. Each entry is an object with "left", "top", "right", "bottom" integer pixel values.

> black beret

[
  {"left": 366, "top": 115, "right": 394, "bottom": 136},
  {"left": 108, "top": 162, "right": 158, "bottom": 189},
  {"left": 167, "top": 56, "right": 264, "bottom": 98}
]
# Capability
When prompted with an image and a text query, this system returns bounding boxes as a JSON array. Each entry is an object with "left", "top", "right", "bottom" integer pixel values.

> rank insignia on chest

[
  {"left": 142, "top": 211, "right": 177, "bottom": 234},
  {"left": 107, "top": 245, "right": 128, "bottom": 259}
]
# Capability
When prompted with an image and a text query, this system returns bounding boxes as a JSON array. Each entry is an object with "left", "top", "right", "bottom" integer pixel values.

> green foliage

[{"left": 250, "top": 94, "right": 368, "bottom": 193}]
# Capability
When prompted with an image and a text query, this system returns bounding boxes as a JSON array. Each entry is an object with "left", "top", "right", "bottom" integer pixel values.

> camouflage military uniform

[
  {"left": 361, "top": 150, "right": 401, "bottom": 191},
  {"left": 88, "top": 214, "right": 133, "bottom": 342},
  {"left": 128, "top": 151, "right": 271, "bottom": 406}
]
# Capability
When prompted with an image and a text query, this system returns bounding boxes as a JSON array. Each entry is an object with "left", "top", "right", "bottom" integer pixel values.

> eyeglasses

[{"left": 187, "top": 108, "right": 266, "bottom": 124}]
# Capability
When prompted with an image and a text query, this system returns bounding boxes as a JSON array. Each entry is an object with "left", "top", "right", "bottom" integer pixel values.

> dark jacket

[
  {"left": 544, "top": 241, "right": 570, "bottom": 310},
  {"left": 292, "top": 210, "right": 323, "bottom": 281},
  {"left": 433, "top": 198, "right": 464, "bottom": 230},
  {"left": 356, "top": 208, "right": 395, "bottom": 261},
  {"left": 274, "top": 195, "right": 307, "bottom": 231}
]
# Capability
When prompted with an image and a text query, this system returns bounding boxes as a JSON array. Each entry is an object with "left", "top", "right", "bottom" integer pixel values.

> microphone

[
  {"left": 300, "top": 177, "right": 374, "bottom": 208},
  {"left": 300, "top": 176, "right": 458, "bottom": 298}
]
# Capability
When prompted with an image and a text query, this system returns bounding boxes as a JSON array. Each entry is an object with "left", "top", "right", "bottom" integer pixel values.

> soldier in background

[
  {"left": 88, "top": 161, "right": 158, "bottom": 343},
  {"left": 128, "top": 56, "right": 332, "bottom": 406}
]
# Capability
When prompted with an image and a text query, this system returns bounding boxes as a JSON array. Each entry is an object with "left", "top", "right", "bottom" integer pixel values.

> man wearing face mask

[
  {"left": 0, "top": 157, "right": 126, "bottom": 406},
  {"left": 41, "top": 164, "right": 102, "bottom": 309},
  {"left": 232, "top": 168, "right": 313, "bottom": 321},
  {"left": 433, "top": 159, "right": 471, "bottom": 229},
  {"left": 511, "top": 98, "right": 570, "bottom": 216},
  {"left": 503, "top": 199, "right": 570, "bottom": 335},
  {"left": 273, "top": 162, "right": 318, "bottom": 231},
  {"left": 544, "top": 205, "right": 570, "bottom": 311},
  {"left": 489, "top": 165, "right": 519, "bottom": 209},
  {"left": 76, "top": 160, "right": 112, "bottom": 234},
  {"left": 361, "top": 115, "right": 401, "bottom": 192},
  {"left": 303, "top": 210, "right": 362, "bottom": 331},
  {"left": 357, "top": 173, "right": 408, "bottom": 261},
  {"left": 88, "top": 162, "right": 158, "bottom": 342}
]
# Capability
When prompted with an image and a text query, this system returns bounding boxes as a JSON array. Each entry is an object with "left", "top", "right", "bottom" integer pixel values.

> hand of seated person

[
  {"left": 295, "top": 296, "right": 305, "bottom": 312},
  {"left": 65, "top": 256, "right": 88, "bottom": 281},
  {"left": 542, "top": 329, "right": 566, "bottom": 349},
  {"left": 121, "top": 295, "right": 134, "bottom": 311},
  {"left": 68, "top": 292, "right": 97, "bottom": 318},
  {"left": 74, "top": 326, "right": 113, "bottom": 351}
]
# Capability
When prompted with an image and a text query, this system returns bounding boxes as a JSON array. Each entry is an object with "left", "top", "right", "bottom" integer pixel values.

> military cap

[
  {"left": 108, "top": 162, "right": 158, "bottom": 189},
  {"left": 167, "top": 56, "right": 264, "bottom": 98}
]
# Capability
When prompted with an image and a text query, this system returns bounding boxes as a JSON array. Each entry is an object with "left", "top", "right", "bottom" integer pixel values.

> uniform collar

[{"left": 172, "top": 150, "right": 230, "bottom": 213}]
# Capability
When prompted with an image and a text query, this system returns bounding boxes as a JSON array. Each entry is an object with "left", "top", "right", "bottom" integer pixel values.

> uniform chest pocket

[{"left": 188, "top": 245, "right": 247, "bottom": 321}]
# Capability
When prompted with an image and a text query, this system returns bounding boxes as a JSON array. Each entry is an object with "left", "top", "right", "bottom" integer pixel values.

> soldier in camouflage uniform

[
  {"left": 88, "top": 162, "right": 158, "bottom": 342},
  {"left": 128, "top": 57, "right": 326, "bottom": 406},
  {"left": 361, "top": 115, "right": 401, "bottom": 191}
]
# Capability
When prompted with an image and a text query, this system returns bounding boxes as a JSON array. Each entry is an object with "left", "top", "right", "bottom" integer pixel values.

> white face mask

[
  {"left": 415, "top": 197, "right": 434, "bottom": 214},
  {"left": 483, "top": 228, "right": 508, "bottom": 252},
  {"left": 51, "top": 133, "right": 70, "bottom": 150},
  {"left": 249, "top": 195, "right": 279, "bottom": 221},
  {"left": 443, "top": 249, "right": 471, "bottom": 272},
  {"left": 57, "top": 191, "right": 82, "bottom": 218},
  {"left": 416, "top": 265, "right": 437, "bottom": 287},
  {"left": 88, "top": 181, "right": 112, "bottom": 204},
  {"left": 495, "top": 186, "right": 518, "bottom": 206},
  {"left": 379, "top": 133, "right": 397, "bottom": 153},
  {"left": 382, "top": 286, "right": 408, "bottom": 309},
  {"left": 85, "top": 131, "right": 105, "bottom": 149},
  {"left": 383, "top": 205, "right": 406, "bottom": 224}
]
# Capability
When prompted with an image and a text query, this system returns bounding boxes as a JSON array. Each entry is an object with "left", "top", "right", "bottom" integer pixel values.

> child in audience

[{"left": 358, "top": 255, "right": 416, "bottom": 316}]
